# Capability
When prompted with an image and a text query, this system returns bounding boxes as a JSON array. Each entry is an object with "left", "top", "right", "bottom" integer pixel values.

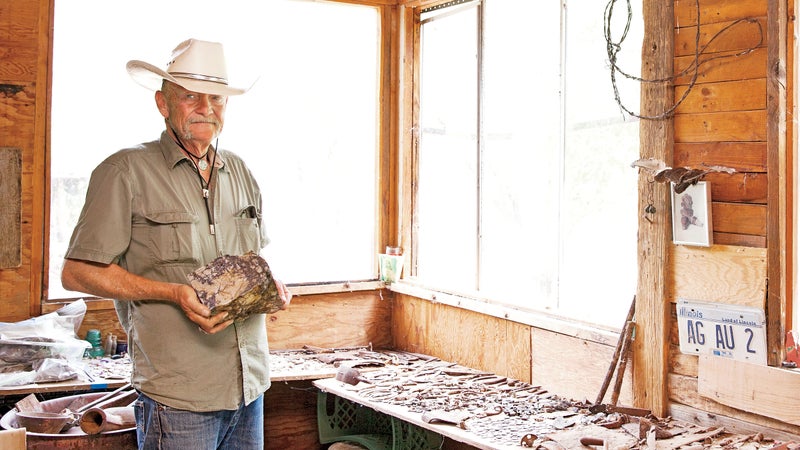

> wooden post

[
  {"left": 765, "top": 0, "right": 789, "bottom": 367},
  {"left": 634, "top": 0, "right": 673, "bottom": 417},
  {"left": 379, "top": 4, "right": 402, "bottom": 255}
]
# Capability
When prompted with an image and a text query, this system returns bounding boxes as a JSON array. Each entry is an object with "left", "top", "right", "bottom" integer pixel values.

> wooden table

[
  {"left": 310, "top": 353, "right": 652, "bottom": 450},
  {"left": 0, "top": 378, "right": 128, "bottom": 397},
  {"left": 313, "top": 364, "right": 780, "bottom": 450},
  {"left": 314, "top": 377, "right": 525, "bottom": 450}
]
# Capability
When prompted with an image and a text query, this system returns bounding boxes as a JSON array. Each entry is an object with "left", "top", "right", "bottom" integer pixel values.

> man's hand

[
  {"left": 275, "top": 279, "right": 292, "bottom": 309},
  {"left": 174, "top": 284, "right": 233, "bottom": 334}
]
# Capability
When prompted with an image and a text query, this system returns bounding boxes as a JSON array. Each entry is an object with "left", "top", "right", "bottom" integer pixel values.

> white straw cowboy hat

[{"left": 126, "top": 38, "right": 248, "bottom": 96}]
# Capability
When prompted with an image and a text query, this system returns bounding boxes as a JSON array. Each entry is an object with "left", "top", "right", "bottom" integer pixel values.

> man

[{"left": 61, "top": 38, "right": 291, "bottom": 449}]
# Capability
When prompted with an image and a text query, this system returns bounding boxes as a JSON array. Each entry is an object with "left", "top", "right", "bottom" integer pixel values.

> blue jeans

[{"left": 134, "top": 392, "right": 264, "bottom": 450}]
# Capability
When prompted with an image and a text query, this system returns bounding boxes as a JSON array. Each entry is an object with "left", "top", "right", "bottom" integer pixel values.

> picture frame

[{"left": 671, "top": 181, "right": 713, "bottom": 247}]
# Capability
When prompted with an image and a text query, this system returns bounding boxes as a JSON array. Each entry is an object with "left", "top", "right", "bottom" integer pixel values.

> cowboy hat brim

[{"left": 126, "top": 60, "right": 247, "bottom": 96}]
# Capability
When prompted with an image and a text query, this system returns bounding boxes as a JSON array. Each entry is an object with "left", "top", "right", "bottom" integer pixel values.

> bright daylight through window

[
  {"left": 49, "top": 1, "right": 379, "bottom": 299},
  {"left": 415, "top": 0, "right": 642, "bottom": 327}
]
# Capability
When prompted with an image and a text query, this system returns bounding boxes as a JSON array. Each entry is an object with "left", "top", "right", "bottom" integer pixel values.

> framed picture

[{"left": 671, "top": 181, "right": 713, "bottom": 247}]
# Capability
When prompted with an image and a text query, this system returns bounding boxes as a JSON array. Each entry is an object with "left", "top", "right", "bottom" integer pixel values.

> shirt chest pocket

[
  {"left": 218, "top": 205, "right": 263, "bottom": 255},
  {"left": 144, "top": 211, "right": 200, "bottom": 265},
  {"left": 233, "top": 216, "right": 262, "bottom": 254}
]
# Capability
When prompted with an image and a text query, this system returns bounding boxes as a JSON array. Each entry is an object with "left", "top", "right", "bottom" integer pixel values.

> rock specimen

[{"left": 186, "top": 252, "right": 283, "bottom": 320}]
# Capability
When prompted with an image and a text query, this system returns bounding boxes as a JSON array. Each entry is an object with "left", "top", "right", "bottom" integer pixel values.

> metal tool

[{"left": 335, "top": 366, "right": 372, "bottom": 385}]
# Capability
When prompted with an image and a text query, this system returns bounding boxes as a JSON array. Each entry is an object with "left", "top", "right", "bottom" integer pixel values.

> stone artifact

[{"left": 187, "top": 252, "right": 283, "bottom": 321}]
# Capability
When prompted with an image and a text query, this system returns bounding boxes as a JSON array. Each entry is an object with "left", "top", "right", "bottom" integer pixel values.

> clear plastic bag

[
  {"left": 33, "top": 358, "right": 80, "bottom": 383},
  {"left": 0, "top": 300, "right": 91, "bottom": 381}
]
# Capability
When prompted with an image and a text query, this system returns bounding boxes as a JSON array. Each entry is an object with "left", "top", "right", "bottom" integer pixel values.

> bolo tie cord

[{"left": 170, "top": 127, "right": 218, "bottom": 235}]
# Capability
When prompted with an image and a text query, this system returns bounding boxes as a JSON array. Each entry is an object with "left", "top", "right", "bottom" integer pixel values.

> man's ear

[{"left": 155, "top": 90, "right": 169, "bottom": 119}]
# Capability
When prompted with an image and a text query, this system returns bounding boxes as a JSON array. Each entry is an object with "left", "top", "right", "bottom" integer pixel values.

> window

[
  {"left": 49, "top": 1, "right": 380, "bottom": 298},
  {"left": 414, "top": 0, "right": 642, "bottom": 327}
]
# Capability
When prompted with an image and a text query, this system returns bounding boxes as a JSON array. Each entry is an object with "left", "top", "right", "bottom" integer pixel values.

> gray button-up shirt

[{"left": 66, "top": 131, "right": 270, "bottom": 411}]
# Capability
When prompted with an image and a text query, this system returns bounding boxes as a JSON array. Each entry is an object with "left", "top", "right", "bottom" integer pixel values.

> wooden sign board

[
  {"left": 676, "top": 299, "right": 766, "bottom": 365},
  {"left": 0, "top": 148, "right": 21, "bottom": 268}
]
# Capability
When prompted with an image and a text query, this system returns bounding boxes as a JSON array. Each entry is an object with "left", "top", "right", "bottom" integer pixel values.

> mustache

[{"left": 189, "top": 119, "right": 221, "bottom": 126}]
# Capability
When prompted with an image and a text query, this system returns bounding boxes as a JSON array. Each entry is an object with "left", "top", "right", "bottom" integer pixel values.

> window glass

[
  {"left": 416, "top": 0, "right": 641, "bottom": 327},
  {"left": 481, "top": 0, "right": 561, "bottom": 308},
  {"left": 417, "top": 5, "right": 479, "bottom": 289},
  {"left": 559, "top": 0, "right": 641, "bottom": 325},
  {"left": 49, "top": 1, "right": 379, "bottom": 298}
]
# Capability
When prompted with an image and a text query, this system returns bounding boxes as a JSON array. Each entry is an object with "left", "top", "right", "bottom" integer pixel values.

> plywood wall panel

[
  {"left": 668, "top": 245, "right": 766, "bottom": 308},
  {"left": 267, "top": 291, "right": 393, "bottom": 350},
  {"left": 531, "top": 327, "right": 633, "bottom": 406},
  {"left": 392, "top": 294, "right": 530, "bottom": 382}
]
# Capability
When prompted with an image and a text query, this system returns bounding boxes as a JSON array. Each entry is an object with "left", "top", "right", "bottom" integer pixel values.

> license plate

[{"left": 676, "top": 299, "right": 766, "bottom": 365}]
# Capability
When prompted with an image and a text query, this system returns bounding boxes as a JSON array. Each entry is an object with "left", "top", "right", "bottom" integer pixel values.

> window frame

[
  {"left": 43, "top": 0, "right": 397, "bottom": 303},
  {"left": 398, "top": 0, "right": 641, "bottom": 330}
]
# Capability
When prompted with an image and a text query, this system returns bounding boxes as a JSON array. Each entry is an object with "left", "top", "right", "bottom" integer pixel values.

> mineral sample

[{"left": 187, "top": 252, "right": 283, "bottom": 320}]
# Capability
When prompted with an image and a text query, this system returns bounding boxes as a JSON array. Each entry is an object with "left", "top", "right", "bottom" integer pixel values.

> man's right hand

[{"left": 174, "top": 284, "right": 233, "bottom": 334}]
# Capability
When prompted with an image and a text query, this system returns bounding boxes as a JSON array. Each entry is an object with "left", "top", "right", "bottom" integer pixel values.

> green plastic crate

[
  {"left": 317, "top": 391, "right": 393, "bottom": 450},
  {"left": 317, "top": 391, "right": 443, "bottom": 450},
  {"left": 391, "top": 415, "right": 444, "bottom": 450}
]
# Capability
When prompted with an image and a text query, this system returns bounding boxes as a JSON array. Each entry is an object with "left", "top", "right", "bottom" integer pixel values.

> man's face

[{"left": 157, "top": 82, "right": 227, "bottom": 144}]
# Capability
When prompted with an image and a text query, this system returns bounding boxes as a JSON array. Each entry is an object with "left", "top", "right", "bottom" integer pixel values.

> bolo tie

[{"left": 171, "top": 127, "right": 218, "bottom": 235}]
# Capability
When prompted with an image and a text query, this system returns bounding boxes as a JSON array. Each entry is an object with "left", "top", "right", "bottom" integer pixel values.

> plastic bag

[
  {"left": 0, "top": 300, "right": 90, "bottom": 376},
  {"left": 33, "top": 358, "right": 80, "bottom": 383}
]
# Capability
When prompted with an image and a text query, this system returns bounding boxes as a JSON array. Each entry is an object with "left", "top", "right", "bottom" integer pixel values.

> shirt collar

[{"left": 159, "top": 130, "right": 226, "bottom": 171}]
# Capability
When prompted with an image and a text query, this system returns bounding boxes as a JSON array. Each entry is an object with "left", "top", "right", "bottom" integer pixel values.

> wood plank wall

[
  {"left": 665, "top": 0, "right": 799, "bottom": 436},
  {"left": 0, "top": 0, "right": 48, "bottom": 322},
  {"left": 673, "top": 0, "right": 769, "bottom": 247}
]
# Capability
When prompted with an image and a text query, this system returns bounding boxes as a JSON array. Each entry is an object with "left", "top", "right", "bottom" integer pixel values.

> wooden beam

[
  {"left": 32, "top": 0, "right": 53, "bottom": 314},
  {"left": 634, "top": 0, "right": 674, "bottom": 417},
  {"left": 766, "top": 0, "right": 788, "bottom": 366},
  {"left": 379, "top": 5, "right": 401, "bottom": 254},
  {"left": 786, "top": 0, "right": 796, "bottom": 332},
  {"left": 399, "top": 4, "right": 418, "bottom": 277}
]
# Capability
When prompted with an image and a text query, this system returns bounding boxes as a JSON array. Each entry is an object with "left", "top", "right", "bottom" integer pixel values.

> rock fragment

[{"left": 187, "top": 252, "right": 283, "bottom": 320}]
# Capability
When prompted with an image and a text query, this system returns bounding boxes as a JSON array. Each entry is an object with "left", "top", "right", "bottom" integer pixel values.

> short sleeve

[{"left": 64, "top": 161, "right": 133, "bottom": 264}]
